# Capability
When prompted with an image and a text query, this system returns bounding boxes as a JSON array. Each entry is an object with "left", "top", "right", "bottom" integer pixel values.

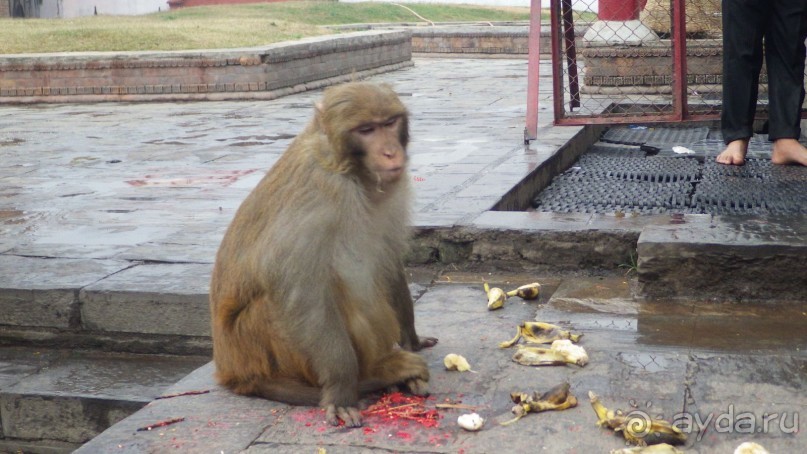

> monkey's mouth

[{"left": 379, "top": 167, "right": 404, "bottom": 180}]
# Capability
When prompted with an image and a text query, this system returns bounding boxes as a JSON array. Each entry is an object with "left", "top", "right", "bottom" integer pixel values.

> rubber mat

[
  {"left": 694, "top": 159, "right": 807, "bottom": 214},
  {"left": 532, "top": 179, "right": 693, "bottom": 214},
  {"left": 586, "top": 143, "right": 646, "bottom": 159},
  {"left": 575, "top": 155, "right": 700, "bottom": 183},
  {"left": 687, "top": 135, "right": 772, "bottom": 160},
  {"left": 532, "top": 153, "right": 696, "bottom": 213},
  {"left": 601, "top": 126, "right": 710, "bottom": 148},
  {"left": 531, "top": 133, "right": 807, "bottom": 215}
]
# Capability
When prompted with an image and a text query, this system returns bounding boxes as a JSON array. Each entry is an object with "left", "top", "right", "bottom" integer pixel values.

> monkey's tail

[
  {"left": 234, "top": 378, "right": 321, "bottom": 406},
  {"left": 231, "top": 378, "right": 394, "bottom": 407}
]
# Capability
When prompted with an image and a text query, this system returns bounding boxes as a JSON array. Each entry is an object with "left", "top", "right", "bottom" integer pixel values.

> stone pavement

[{"left": 1, "top": 57, "right": 806, "bottom": 453}]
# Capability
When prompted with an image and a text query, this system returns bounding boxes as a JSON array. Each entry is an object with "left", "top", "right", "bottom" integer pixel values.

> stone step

[
  {"left": 637, "top": 214, "right": 807, "bottom": 302},
  {"left": 0, "top": 256, "right": 213, "bottom": 356},
  {"left": 0, "top": 347, "right": 208, "bottom": 453}
]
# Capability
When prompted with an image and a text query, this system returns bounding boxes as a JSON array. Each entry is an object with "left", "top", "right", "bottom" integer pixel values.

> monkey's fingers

[
  {"left": 404, "top": 377, "right": 429, "bottom": 396},
  {"left": 326, "top": 405, "right": 363, "bottom": 428}
]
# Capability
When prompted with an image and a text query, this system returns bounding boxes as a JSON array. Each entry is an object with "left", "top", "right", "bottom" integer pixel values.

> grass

[
  {"left": 618, "top": 252, "right": 638, "bottom": 276},
  {"left": 0, "top": 1, "right": 535, "bottom": 54}
]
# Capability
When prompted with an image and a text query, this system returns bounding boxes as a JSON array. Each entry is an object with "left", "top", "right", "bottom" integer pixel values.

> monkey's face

[{"left": 348, "top": 114, "right": 408, "bottom": 186}]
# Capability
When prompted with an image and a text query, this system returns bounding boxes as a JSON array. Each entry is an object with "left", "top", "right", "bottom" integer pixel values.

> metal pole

[
  {"left": 524, "top": 0, "right": 542, "bottom": 142},
  {"left": 561, "top": 0, "right": 580, "bottom": 110},
  {"left": 672, "top": 0, "right": 688, "bottom": 120}
]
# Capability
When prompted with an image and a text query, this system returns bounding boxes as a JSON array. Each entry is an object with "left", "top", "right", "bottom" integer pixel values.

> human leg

[
  {"left": 718, "top": 0, "right": 768, "bottom": 165},
  {"left": 767, "top": 0, "right": 807, "bottom": 165}
]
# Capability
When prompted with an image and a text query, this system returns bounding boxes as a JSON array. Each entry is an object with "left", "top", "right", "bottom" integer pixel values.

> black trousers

[{"left": 721, "top": 0, "right": 807, "bottom": 144}]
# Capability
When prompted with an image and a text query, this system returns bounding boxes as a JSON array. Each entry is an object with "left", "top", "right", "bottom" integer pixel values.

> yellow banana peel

[
  {"left": 610, "top": 444, "right": 684, "bottom": 454},
  {"left": 499, "top": 321, "right": 583, "bottom": 348},
  {"left": 589, "top": 391, "right": 687, "bottom": 447},
  {"left": 501, "top": 383, "right": 578, "bottom": 425},
  {"left": 483, "top": 282, "right": 507, "bottom": 310},
  {"left": 511, "top": 340, "right": 588, "bottom": 367},
  {"left": 505, "top": 282, "right": 541, "bottom": 300}
]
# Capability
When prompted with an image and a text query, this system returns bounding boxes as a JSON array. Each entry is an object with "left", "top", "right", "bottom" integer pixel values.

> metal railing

[{"left": 524, "top": 0, "right": 804, "bottom": 139}]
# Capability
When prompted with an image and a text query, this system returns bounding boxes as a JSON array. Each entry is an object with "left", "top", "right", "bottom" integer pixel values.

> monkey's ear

[{"left": 314, "top": 101, "right": 326, "bottom": 131}]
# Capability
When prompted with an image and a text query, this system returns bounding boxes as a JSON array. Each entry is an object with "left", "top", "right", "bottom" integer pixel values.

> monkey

[{"left": 209, "top": 82, "right": 437, "bottom": 428}]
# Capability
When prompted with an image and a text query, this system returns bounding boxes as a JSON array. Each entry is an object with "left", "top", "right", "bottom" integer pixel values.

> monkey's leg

[
  {"left": 389, "top": 266, "right": 437, "bottom": 351},
  {"left": 278, "top": 290, "right": 365, "bottom": 427},
  {"left": 367, "top": 349, "right": 430, "bottom": 396}
]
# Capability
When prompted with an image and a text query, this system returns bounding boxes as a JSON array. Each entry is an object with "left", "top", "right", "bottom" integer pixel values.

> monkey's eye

[
  {"left": 356, "top": 125, "right": 376, "bottom": 135},
  {"left": 383, "top": 117, "right": 399, "bottom": 128}
]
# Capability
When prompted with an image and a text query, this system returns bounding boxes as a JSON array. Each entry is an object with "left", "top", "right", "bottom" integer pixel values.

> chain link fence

[{"left": 545, "top": 0, "right": 800, "bottom": 125}]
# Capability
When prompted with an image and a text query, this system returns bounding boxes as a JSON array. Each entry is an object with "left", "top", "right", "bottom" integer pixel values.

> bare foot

[
  {"left": 715, "top": 139, "right": 748, "bottom": 165},
  {"left": 771, "top": 138, "right": 807, "bottom": 166}
]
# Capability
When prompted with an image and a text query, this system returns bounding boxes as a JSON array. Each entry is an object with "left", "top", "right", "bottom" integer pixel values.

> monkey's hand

[
  {"left": 403, "top": 377, "right": 429, "bottom": 396},
  {"left": 325, "top": 404, "right": 362, "bottom": 427}
]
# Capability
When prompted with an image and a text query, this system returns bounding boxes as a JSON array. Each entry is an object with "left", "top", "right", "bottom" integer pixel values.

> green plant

[{"left": 618, "top": 251, "right": 638, "bottom": 276}]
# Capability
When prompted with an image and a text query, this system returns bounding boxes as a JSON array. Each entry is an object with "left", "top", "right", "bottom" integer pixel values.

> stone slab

[
  {"left": 0, "top": 256, "right": 131, "bottom": 329},
  {"left": 0, "top": 348, "right": 207, "bottom": 446},
  {"left": 80, "top": 263, "right": 212, "bottom": 336},
  {"left": 637, "top": 215, "right": 807, "bottom": 302},
  {"left": 460, "top": 211, "right": 640, "bottom": 270},
  {"left": 74, "top": 362, "right": 284, "bottom": 454}
]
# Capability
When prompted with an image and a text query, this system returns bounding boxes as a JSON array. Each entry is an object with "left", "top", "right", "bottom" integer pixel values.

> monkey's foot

[
  {"left": 416, "top": 336, "right": 438, "bottom": 350},
  {"left": 716, "top": 139, "right": 748, "bottom": 166},
  {"left": 326, "top": 404, "right": 362, "bottom": 427},
  {"left": 772, "top": 138, "right": 807, "bottom": 166}
]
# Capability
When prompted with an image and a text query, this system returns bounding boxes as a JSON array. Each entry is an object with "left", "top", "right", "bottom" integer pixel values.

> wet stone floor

[{"left": 78, "top": 271, "right": 807, "bottom": 454}]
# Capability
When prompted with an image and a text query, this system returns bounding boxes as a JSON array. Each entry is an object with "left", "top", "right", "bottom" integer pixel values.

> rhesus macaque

[{"left": 210, "top": 82, "right": 436, "bottom": 427}]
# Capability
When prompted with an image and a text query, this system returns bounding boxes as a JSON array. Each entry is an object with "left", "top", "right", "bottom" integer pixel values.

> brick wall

[
  {"left": 0, "top": 30, "right": 412, "bottom": 103},
  {"left": 0, "top": 0, "right": 10, "bottom": 17},
  {"left": 168, "top": 0, "right": 283, "bottom": 8},
  {"left": 411, "top": 27, "right": 530, "bottom": 55}
]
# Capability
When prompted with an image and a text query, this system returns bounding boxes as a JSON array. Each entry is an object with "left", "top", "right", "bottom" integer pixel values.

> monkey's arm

[{"left": 389, "top": 266, "right": 437, "bottom": 351}]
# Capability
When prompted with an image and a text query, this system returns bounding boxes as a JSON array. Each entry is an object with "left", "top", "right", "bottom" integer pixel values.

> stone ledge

[
  {"left": 0, "top": 30, "right": 412, "bottom": 104},
  {"left": 637, "top": 215, "right": 807, "bottom": 302}
]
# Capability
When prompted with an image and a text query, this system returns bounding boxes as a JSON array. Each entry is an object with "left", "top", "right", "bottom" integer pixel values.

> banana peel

[
  {"left": 589, "top": 391, "right": 687, "bottom": 447},
  {"left": 505, "top": 282, "right": 541, "bottom": 300},
  {"left": 500, "top": 321, "right": 583, "bottom": 348},
  {"left": 483, "top": 282, "right": 507, "bottom": 310},
  {"left": 512, "top": 340, "right": 589, "bottom": 367},
  {"left": 501, "top": 382, "right": 578, "bottom": 425}
]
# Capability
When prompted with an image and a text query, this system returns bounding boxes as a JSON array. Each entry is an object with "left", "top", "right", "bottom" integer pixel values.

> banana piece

[
  {"left": 483, "top": 282, "right": 507, "bottom": 310},
  {"left": 611, "top": 444, "right": 684, "bottom": 454},
  {"left": 457, "top": 413, "right": 485, "bottom": 431},
  {"left": 512, "top": 342, "right": 588, "bottom": 367},
  {"left": 589, "top": 391, "right": 687, "bottom": 447},
  {"left": 501, "top": 383, "right": 578, "bottom": 425},
  {"left": 444, "top": 353, "right": 472, "bottom": 372},
  {"left": 550, "top": 339, "right": 589, "bottom": 366},
  {"left": 506, "top": 282, "right": 541, "bottom": 300},
  {"left": 734, "top": 442, "right": 769, "bottom": 454},
  {"left": 499, "top": 321, "right": 583, "bottom": 348}
]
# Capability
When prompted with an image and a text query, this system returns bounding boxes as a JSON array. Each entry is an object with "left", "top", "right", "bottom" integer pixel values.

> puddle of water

[{"left": 544, "top": 276, "right": 807, "bottom": 353}]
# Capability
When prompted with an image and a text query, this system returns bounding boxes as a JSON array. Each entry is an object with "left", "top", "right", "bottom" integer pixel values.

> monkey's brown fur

[{"left": 210, "top": 82, "right": 433, "bottom": 427}]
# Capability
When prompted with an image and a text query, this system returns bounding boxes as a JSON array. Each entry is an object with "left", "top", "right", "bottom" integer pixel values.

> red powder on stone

[{"left": 361, "top": 392, "right": 440, "bottom": 428}]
